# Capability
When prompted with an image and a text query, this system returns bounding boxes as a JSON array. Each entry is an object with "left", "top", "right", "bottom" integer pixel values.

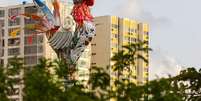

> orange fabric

[
  {"left": 52, "top": 0, "right": 61, "bottom": 24},
  {"left": 21, "top": 14, "right": 43, "bottom": 20},
  {"left": 53, "top": 0, "right": 60, "bottom": 11}
]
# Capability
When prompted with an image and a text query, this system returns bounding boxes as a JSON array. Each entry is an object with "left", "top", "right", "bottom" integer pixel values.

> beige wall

[{"left": 91, "top": 16, "right": 112, "bottom": 68}]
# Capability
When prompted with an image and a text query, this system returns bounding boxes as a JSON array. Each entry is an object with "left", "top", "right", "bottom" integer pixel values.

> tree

[
  {"left": 23, "top": 58, "right": 62, "bottom": 101},
  {"left": 0, "top": 65, "right": 9, "bottom": 101},
  {"left": 144, "top": 78, "right": 183, "bottom": 101},
  {"left": 173, "top": 68, "right": 201, "bottom": 101},
  {"left": 1, "top": 43, "right": 201, "bottom": 101},
  {"left": 23, "top": 58, "right": 98, "bottom": 101},
  {"left": 0, "top": 57, "right": 23, "bottom": 101},
  {"left": 111, "top": 41, "right": 151, "bottom": 101}
]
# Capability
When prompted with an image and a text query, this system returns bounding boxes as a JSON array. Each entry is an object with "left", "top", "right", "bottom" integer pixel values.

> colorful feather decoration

[
  {"left": 13, "top": 0, "right": 96, "bottom": 65},
  {"left": 33, "top": 0, "right": 55, "bottom": 26},
  {"left": 22, "top": 13, "right": 43, "bottom": 20},
  {"left": 71, "top": 1, "right": 93, "bottom": 26},
  {"left": 52, "top": 0, "right": 61, "bottom": 26}
]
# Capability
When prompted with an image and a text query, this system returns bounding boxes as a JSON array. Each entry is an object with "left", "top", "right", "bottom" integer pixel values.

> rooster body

[{"left": 31, "top": 0, "right": 95, "bottom": 65}]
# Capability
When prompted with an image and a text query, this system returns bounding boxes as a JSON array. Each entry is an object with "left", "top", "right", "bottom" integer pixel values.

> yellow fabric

[{"left": 10, "top": 29, "right": 20, "bottom": 38}]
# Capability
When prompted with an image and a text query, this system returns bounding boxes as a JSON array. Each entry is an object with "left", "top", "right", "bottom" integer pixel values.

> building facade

[
  {"left": 0, "top": 2, "right": 91, "bottom": 101},
  {"left": 0, "top": 3, "right": 48, "bottom": 101},
  {"left": 92, "top": 16, "right": 149, "bottom": 85}
]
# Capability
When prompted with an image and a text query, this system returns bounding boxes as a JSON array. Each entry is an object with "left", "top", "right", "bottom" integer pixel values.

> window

[
  {"left": 144, "top": 68, "right": 149, "bottom": 72},
  {"left": 91, "top": 63, "right": 96, "bottom": 65},
  {"left": 0, "top": 20, "right": 4, "bottom": 27},
  {"left": 8, "top": 8, "right": 21, "bottom": 16},
  {"left": 8, "top": 28, "right": 20, "bottom": 37},
  {"left": 8, "top": 48, "right": 20, "bottom": 56},
  {"left": 92, "top": 53, "right": 96, "bottom": 55},
  {"left": 112, "top": 33, "right": 118, "bottom": 38},
  {"left": 24, "top": 56, "right": 37, "bottom": 65},
  {"left": 8, "top": 38, "right": 20, "bottom": 46},
  {"left": 128, "top": 32, "right": 132, "bottom": 35},
  {"left": 146, "top": 78, "right": 149, "bottom": 81},
  {"left": 24, "top": 46, "right": 37, "bottom": 55},
  {"left": 124, "top": 37, "right": 130, "bottom": 42},
  {"left": 146, "top": 63, "right": 149, "bottom": 67},
  {"left": 91, "top": 43, "right": 96, "bottom": 46},
  {"left": 133, "top": 76, "right": 137, "bottom": 79},
  {"left": 24, "top": 35, "right": 31, "bottom": 45},
  {"left": 144, "top": 32, "right": 149, "bottom": 35},
  {"left": 24, "top": 6, "right": 38, "bottom": 24},
  {"left": 37, "top": 45, "right": 43, "bottom": 53},
  {"left": 112, "top": 24, "right": 118, "bottom": 29},
  {"left": 37, "top": 56, "right": 43, "bottom": 62},
  {"left": 1, "top": 29, "right": 4, "bottom": 37},
  {"left": 25, "top": 18, "right": 36, "bottom": 24},
  {"left": 128, "top": 28, "right": 134, "bottom": 33},
  {"left": 8, "top": 18, "right": 20, "bottom": 26},
  {"left": 24, "top": 29, "right": 36, "bottom": 35},
  {"left": 135, "top": 29, "right": 138, "bottom": 33},
  {"left": 1, "top": 39, "right": 4, "bottom": 47},
  {"left": 0, "top": 59, "right": 3, "bottom": 65},
  {"left": 146, "top": 54, "right": 149, "bottom": 58},
  {"left": 37, "top": 35, "right": 43, "bottom": 43},
  {"left": 130, "top": 29, "right": 135, "bottom": 33},
  {"left": 112, "top": 43, "right": 118, "bottom": 48},
  {"left": 0, "top": 10, "right": 4, "bottom": 17},
  {"left": 131, "top": 38, "right": 137, "bottom": 42},
  {"left": 25, "top": 6, "right": 37, "bottom": 14},
  {"left": 0, "top": 48, "right": 4, "bottom": 57},
  {"left": 24, "top": 35, "right": 43, "bottom": 45}
]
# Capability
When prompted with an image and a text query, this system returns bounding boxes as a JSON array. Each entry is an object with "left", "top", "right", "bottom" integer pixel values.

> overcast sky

[{"left": 1, "top": 0, "right": 201, "bottom": 79}]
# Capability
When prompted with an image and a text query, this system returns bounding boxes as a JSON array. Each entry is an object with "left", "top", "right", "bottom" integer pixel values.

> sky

[{"left": 1, "top": 0, "right": 201, "bottom": 79}]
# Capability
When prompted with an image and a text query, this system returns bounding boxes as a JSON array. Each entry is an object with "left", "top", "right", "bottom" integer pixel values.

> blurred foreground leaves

[{"left": 0, "top": 43, "right": 201, "bottom": 101}]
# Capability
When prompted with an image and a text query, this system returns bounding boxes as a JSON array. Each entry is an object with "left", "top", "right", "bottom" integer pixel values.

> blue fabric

[{"left": 33, "top": 0, "right": 55, "bottom": 27}]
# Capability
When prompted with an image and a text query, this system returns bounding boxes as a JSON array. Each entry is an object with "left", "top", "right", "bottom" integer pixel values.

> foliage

[
  {"left": 0, "top": 65, "right": 9, "bottom": 101},
  {"left": 0, "top": 57, "right": 23, "bottom": 101},
  {"left": 23, "top": 58, "right": 62, "bottom": 101},
  {"left": 173, "top": 68, "right": 201, "bottom": 101},
  {"left": 0, "top": 43, "right": 201, "bottom": 101}
]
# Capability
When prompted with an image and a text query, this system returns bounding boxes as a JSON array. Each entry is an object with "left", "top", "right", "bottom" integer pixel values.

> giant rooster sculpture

[{"left": 10, "top": 0, "right": 95, "bottom": 67}]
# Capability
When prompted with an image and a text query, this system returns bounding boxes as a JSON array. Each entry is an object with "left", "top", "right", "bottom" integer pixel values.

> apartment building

[
  {"left": 0, "top": 2, "right": 91, "bottom": 101},
  {"left": 92, "top": 16, "right": 149, "bottom": 85}
]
